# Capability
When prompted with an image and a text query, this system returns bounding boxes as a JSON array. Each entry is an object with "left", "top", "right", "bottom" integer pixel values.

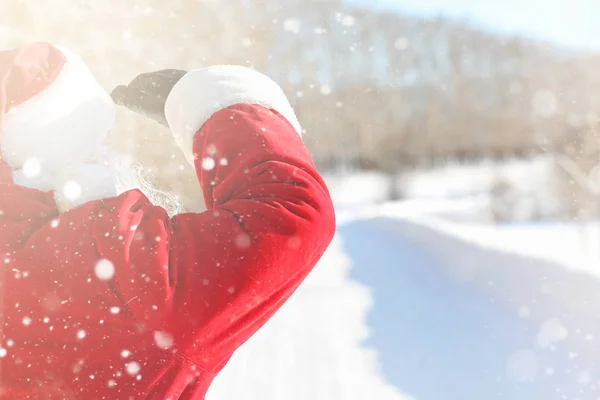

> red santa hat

[
  {"left": 0, "top": 42, "right": 115, "bottom": 172},
  {"left": 0, "top": 42, "right": 117, "bottom": 211}
]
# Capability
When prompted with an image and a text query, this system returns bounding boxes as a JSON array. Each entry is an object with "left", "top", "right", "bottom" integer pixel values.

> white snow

[
  {"left": 94, "top": 259, "right": 115, "bottom": 281},
  {"left": 153, "top": 330, "right": 175, "bottom": 350},
  {"left": 209, "top": 165, "right": 600, "bottom": 399},
  {"left": 324, "top": 171, "right": 393, "bottom": 206},
  {"left": 325, "top": 155, "right": 561, "bottom": 222},
  {"left": 125, "top": 361, "right": 141, "bottom": 376},
  {"left": 400, "top": 156, "right": 555, "bottom": 202}
]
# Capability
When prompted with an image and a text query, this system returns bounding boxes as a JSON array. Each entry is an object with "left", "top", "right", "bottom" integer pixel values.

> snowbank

[
  {"left": 324, "top": 171, "right": 392, "bottom": 206},
  {"left": 400, "top": 156, "right": 555, "bottom": 200}
]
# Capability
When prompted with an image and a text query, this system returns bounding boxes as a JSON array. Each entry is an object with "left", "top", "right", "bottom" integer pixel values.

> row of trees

[{"left": 4, "top": 0, "right": 600, "bottom": 217}]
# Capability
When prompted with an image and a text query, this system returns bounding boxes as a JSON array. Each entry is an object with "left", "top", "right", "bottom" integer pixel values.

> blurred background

[{"left": 4, "top": 1, "right": 600, "bottom": 399}]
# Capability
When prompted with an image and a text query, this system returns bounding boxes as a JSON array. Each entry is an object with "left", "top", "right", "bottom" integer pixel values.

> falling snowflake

[
  {"left": 536, "top": 318, "right": 568, "bottom": 349},
  {"left": 94, "top": 259, "right": 115, "bottom": 281},
  {"left": 283, "top": 18, "right": 301, "bottom": 33},
  {"left": 235, "top": 233, "right": 251, "bottom": 249},
  {"left": 341, "top": 15, "right": 355, "bottom": 27},
  {"left": 153, "top": 331, "right": 174, "bottom": 350},
  {"left": 206, "top": 144, "right": 217, "bottom": 155},
  {"left": 62, "top": 181, "right": 82, "bottom": 201},
  {"left": 126, "top": 361, "right": 141, "bottom": 376},
  {"left": 319, "top": 85, "right": 332, "bottom": 95},
  {"left": 394, "top": 37, "right": 410, "bottom": 51},
  {"left": 201, "top": 157, "right": 215, "bottom": 171}
]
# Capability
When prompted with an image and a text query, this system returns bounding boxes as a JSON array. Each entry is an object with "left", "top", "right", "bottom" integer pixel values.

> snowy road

[
  {"left": 341, "top": 216, "right": 600, "bottom": 400},
  {"left": 208, "top": 213, "right": 600, "bottom": 400}
]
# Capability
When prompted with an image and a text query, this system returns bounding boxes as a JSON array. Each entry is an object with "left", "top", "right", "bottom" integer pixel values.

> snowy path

[
  {"left": 341, "top": 216, "right": 600, "bottom": 400},
  {"left": 208, "top": 213, "right": 600, "bottom": 400}
]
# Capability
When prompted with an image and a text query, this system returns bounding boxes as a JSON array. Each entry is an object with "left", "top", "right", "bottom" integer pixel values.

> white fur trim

[
  {"left": 164, "top": 65, "right": 301, "bottom": 166},
  {"left": 11, "top": 167, "right": 54, "bottom": 192},
  {"left": 10, "top": 146, "right": 135, "bottom": 212},
  {"left": 52, "top": 163, "right": 117, "bottom": 213},
  {"left": 1, "top": 46, "right": 115, "bottom": 170},
  {"left": 11, "top": 161, "right": 118, "bottom": 213}
]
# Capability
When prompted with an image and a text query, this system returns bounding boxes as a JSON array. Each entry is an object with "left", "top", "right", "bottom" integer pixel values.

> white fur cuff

[{"left": 164, "top": 65, "right": 302, "bottom": 166}]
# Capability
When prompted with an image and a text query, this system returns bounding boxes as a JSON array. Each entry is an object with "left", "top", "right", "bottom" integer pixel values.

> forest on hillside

[{"left": 3, "top": 0, "right": 600, "bottom": 217}]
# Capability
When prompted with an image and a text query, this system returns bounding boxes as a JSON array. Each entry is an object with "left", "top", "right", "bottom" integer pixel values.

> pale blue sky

[{"left": 348, "top": 0, "right": 600, "bottom": 51}]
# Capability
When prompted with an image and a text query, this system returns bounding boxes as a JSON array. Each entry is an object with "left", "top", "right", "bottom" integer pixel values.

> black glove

[{"left": 110, "top": 69, "right": 187, "bottom": 127}]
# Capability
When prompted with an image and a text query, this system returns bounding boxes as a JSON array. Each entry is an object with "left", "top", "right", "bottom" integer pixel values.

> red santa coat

[{"left": 0, "top": 44, "right": 335, "bottom": 399}]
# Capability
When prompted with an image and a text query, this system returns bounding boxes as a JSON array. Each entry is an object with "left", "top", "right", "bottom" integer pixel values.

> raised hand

[{"left": 110, "top": 69, "right": 187, "bottom": 127}]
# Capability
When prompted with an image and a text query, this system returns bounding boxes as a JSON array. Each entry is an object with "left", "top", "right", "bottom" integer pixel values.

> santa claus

[{"left": 0, "top": 42, "right": 335, "bottom": 399}]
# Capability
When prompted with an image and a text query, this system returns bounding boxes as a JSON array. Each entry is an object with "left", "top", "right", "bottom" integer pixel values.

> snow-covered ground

[
  {"left": 208, "top": 164, "right": 600, "bottom": 400},
  {"left": 325, "top": 155, "right": 561, "bottom": 221},
  {"left": 338, "top": 211, "right": 600, "bottom": 400},
  {"left": 5, "top": 20, "right": 596, "bottom": 400}
]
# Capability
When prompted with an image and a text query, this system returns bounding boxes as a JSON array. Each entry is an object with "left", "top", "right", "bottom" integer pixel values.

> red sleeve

[
  {"left": 90, "top": 103, "right": 334, "bottom": 372},
  {"left": 166, "top": 104, "right": 335, "bottom": 371}
]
